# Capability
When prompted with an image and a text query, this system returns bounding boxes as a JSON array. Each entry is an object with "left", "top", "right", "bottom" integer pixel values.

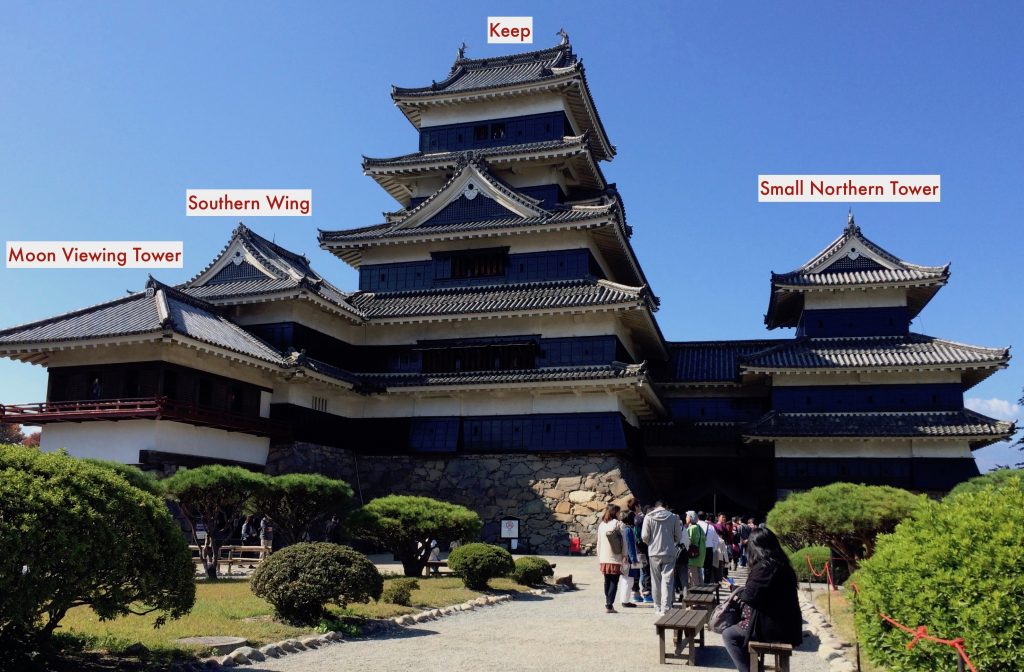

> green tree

[
  {"left": 350, "top": 495, "right": 482, "bottom": 577},
  {"left": 250, "top": 473, "right": 354, "bottom": 546},
  {"left": 0, "top": 423, "right": 25, "bottom": 444},
  {"left": 162, "top": 465, "right": 268, "bottom": 579},
  {"left": 767, "top": 482, "right": 924, "bottom": 567},
  {"left": 853, "top": 476, "right": 1024, "bottom": 671},
  {"left": 0, "top": 445, "right": 195, "bottom": 660}
]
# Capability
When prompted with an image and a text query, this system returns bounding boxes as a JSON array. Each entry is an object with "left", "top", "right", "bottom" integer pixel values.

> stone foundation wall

[{"left": 266, "top": 443, "right": 652, "bottom": 553}]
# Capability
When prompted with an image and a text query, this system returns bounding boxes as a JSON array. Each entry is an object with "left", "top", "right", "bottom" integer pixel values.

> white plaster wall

[
  {"left": 40, "top": 419, "right": 270, "bottom": 465},
  {"left": 803, "top": 288, "right": 907, "bottom": 309},
  {"left": 774, "top": 438, "right": 972, "bottom": 459},
  {"left": 418, "top": 94, "right": 567, "bottom": 127}
]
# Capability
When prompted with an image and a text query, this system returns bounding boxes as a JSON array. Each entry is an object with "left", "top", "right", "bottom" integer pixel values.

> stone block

[
  {"left": 229, "top": 646, "right": 264, "bottom": 663},
  {"left": 299, "top": 635, "right": 321, "bottom": 648},
  {"left": 554, "top": 501, "right": 571, "bottom": 514},
  {"left": 555, "top": 476, "right": 581, "bottom": 490}
]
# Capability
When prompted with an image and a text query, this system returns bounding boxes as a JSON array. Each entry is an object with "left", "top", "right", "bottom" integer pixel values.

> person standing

[
  {"left": 596, "top": 504, "right": 625, "bottom": 613},
  {"left": 641, "top": 501, "right": 682, "bottom": 616},
  {"left": 241, "top": 515, "right": 258, "bottom": 546},
  {"left": 259, "top": 515, "right": 274, "bottom": 558},
  {"left": 721, "top": 528, "right": 803, "bottom": 672},
  {"left": 738, "top": 517, "right": 753, "bottom": 567},
  {"left": 686, "top": 512, "right": 706, "bottom": 587},
  {"left": 699, "top": 512, "right": 720, "bottom": 584},
  {"left": 616, "top": 511, "right": 640, "bottom": 608},
  {"left": 715, "top": 512, "right": 731, "bottom": 580}
]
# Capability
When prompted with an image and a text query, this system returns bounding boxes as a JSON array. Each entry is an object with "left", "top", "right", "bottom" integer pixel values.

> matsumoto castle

[{"left": 0, "top": 37, "right": 1013, "bottom": 549}]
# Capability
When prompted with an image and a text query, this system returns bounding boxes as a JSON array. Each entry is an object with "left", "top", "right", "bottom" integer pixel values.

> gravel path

[{"left": 249, "top": 556, "right": 829, "bottom": 672}]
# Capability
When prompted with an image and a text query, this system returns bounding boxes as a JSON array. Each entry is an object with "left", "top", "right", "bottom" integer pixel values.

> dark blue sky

[{"left": 1, "top": 2, "right": 1020, "bottom": 467}]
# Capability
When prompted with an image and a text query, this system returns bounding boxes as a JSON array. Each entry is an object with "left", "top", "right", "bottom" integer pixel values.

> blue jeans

[{"left": 723, "top": 623, "right": 750, "bottom": 672}]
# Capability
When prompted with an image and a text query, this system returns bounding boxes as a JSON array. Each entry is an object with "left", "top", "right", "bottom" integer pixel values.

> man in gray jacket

[{"left": 641, "top": 501, "right": 682, "bottom": 616}]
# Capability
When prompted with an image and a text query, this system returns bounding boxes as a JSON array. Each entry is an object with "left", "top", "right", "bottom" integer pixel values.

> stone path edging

[
  {"left": 179, "top": 584, "right": 572, "bottom": 670},
  {"left": 798, "top": 588, "right": 857, "bottom": 672}
]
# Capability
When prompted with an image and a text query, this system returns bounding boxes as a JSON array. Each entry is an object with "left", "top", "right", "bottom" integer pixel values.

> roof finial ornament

[
  {"left": 846, "top": 208, "right": 858, "bottom": 232},
  {"left": 557, "top": 27, "right": 569, "bottom": 45},
  {"left": 457, "top": 42, "right": 467, "bottom": 60}
]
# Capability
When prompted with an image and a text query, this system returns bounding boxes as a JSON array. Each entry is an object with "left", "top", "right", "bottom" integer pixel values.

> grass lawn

[
  {"left": 814, "top": 590, "right": 886, "bottom": 672},
  {"left": 60, "top": 575, "right": 534, "bottom": 660}
]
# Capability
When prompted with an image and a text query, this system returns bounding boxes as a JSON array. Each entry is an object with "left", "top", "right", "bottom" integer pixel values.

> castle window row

[
  {"left": 359, "top": 248, "right": 600, "bottom": 292},
  {"left": 771, "top": 383, "right": 963, "bottom": 413},
  {"left": 419, "top": 112, "right": 574, "bottom": 153}
]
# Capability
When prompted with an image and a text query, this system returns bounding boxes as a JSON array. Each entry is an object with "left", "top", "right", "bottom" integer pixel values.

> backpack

[{"left": 605, "top": 524, "right": 624, "bottom": 556}]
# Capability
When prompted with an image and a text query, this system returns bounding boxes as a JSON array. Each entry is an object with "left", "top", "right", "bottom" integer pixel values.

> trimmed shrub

[
  {"left": 767, "top": 482, "right": 924, "bottom": 567},
  {"left": 82, "top": 458, "right": 162, "bottom": 495},
  {"left": 787, "top": 545, "right": 831, "bottom": 583},
  {"left": 946, "top": 468, "right": 1024, "bottom": 499},
  {"left": 853, "top": 476, "right": 1024, "bottom": 672},
  {"left": 447, "top": 543, "right": 514, "bottom": 590},
  {"left": 510, "top": 556, "right": 554, "bottom": 585},
  {"left": 250, "top": 542, "right": 382, "bottom": 625},
  {"left": 0, "top": 445, "right": 195, "bottom": 659},
  {"left": 350, "top": 495, "right": 482, "bottom": 577},
  {"left": 381, "top": 578, "right": 419, "bottom": 606}
]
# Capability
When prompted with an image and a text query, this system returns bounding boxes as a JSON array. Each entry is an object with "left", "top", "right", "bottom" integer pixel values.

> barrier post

[
  {"left": 856, "top": 642, "right": 861, "bottom": 672},
  {"left": 957, "top": 657, "right": 965, "bottom": 672}
]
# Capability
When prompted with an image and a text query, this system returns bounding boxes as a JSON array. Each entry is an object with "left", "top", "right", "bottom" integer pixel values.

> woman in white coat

[{"left": 596, "top": 503, "right": 626, "bottom": 613}]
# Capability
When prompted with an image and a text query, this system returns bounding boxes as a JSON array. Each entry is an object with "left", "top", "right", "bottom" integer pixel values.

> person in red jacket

[{"left": 722, "top": 527, "right": 803, "bottom": 672}]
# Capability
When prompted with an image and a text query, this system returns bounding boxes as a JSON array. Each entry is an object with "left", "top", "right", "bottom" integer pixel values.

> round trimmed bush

[
  {"left": 447, "top": 543, "right": 514, "bottom": 590},
  {"left": 510, "top": 556, "right": 554, "bottom": 585},
  {"left": 852, "top": 476, "right": 1024, "bottom": 671},
  {"left": 787, "top": 545, "right": 831, "bottom": 583},
  {"left": 250, "top": 542, "right": 382, "bottom": 624},
  {"left": 381, "top": 577, "right": 419, "bottom": 606}
]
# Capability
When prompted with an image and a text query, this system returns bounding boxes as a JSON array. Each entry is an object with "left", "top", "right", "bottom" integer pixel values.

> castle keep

[{"left": 0, "top": 37, "right": 1012, "bottom": 551}]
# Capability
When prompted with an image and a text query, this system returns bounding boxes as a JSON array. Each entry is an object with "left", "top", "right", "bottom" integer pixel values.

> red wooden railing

[{"left": 0, "top": 397, "right": 286, "bottom": 437}]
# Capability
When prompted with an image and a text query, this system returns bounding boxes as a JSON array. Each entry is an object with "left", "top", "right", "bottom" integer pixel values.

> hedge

[
  {"left": 447, "top": 543, "right": 514, "bottom": 590},
  {"left": 852, "top": 476, "right": 1024, "bottom": 671}
]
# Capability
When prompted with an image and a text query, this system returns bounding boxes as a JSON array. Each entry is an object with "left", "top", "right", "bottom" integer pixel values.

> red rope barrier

[
  {"left": 804, "top": 555, "right": 836, "bottom": 590},
  {"left": 847, "top": 580, "right": 977, "bottom": 671}
]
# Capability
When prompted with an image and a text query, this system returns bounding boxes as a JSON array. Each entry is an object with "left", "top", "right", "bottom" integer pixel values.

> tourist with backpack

[
  {"left": 686, "top": 511, "right": 706, "bottom": 586},
  {"left": 596, "top": 504, "right": 625, "bottom": 613}
]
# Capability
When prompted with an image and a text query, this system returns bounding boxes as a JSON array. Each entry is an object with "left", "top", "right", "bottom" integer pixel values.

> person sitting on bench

[{"left": 721, "top": 528, "right": 802, "bottom": 672}]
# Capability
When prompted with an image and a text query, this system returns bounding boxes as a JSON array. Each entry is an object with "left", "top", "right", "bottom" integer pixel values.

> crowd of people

[{"left": 595, "top": 498, "right": 802, "bottom": 672}]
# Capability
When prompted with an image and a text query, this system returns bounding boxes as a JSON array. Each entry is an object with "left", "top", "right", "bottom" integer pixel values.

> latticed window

[{"left": 448, "top": 249, "right": 507, "bottom": 279}]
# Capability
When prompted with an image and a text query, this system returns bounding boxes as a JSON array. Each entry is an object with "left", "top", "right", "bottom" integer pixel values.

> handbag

[
  {"left": 686, "top": 524, "right": 704, "bottom": 559},
  {"left": 710, "top": 594, "right": 743, "bottom": 634},
  {"left": 606, "top": 524, "right": 624, "bottom": 556}
]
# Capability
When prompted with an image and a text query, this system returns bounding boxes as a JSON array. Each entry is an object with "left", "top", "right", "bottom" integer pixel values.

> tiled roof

[
  {"left": 362, "top": 136, "right": 591, "bottom": 170},
  {"left": 392, "top": 43, "right": 578, "bottom": 96},
  {"left": 740, "top": 334, "right": 1009, "bottom": 371},
  {"left": 347, "top": 278, "right": 652, "bottom": 320},
  {"left": 390, "top": 39, "right": 615, "bottom": 160},
  {"left": 0, "top": 293, "right": 162, "bottom": 344},
  {"left": 179, "top": 224, "right": 355, "bottom": 315},
  {"left": 319, "top": 206, "right": 612, "bottom": 243},
  {"left": 766, "top": 220, "right": 949, "bottom": 328},
  {"left": 0, "top": 280, "right": 285, "bottom": 365},
  {"left": 745, "top": 410, "right": 1015, "bottom": 443},
  {"left": 663, "top": 339, "right": 788, "bottom": 383},
  {"left": 360, "top": 362, "right": 647, "bottom": 389}
]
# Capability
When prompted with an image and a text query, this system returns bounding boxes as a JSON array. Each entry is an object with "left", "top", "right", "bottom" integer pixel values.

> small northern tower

[{"left": 742, "top": 214, "right": 1014, "bottom": 495}]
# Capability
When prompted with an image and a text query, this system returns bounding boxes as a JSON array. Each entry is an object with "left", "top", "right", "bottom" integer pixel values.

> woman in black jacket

[{"left": 722, "top": 527, "right": 803, "bottom": 672}]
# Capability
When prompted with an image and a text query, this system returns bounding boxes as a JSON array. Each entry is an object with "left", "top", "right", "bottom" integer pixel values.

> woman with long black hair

[{"left": 722, "top": 527, "right": 803, "bottom": 671}]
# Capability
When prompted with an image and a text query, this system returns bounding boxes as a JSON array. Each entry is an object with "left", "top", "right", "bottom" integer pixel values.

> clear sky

[{"left": 1, "top": 2, "right": 1020, "bottom": 469}]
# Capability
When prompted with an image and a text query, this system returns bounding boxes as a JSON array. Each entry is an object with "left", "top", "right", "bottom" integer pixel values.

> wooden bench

[
  {"left": 682, "top": 592, "right": 716, "bottom": 611},
  {"left": 423, "top": 560, "right": 448, "bottom": 576},
  {"left": 655, "top": 607, "right": 710, "bottom": 665},
  {"left": 748, "top": 641, "right": 792, "bottom": 672},
  {"left": 190, "top": 545, "right": 269, "bottom": 574}
]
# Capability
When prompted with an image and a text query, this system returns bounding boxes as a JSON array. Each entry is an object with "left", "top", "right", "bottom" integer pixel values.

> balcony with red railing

[{"left": 0, "top": 397, "right": 287, "bottom": 438}]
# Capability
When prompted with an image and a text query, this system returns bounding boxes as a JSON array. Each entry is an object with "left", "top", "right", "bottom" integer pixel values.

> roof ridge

[{"left": 353, "top": 277, "right": 599, "bottom": 300}]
